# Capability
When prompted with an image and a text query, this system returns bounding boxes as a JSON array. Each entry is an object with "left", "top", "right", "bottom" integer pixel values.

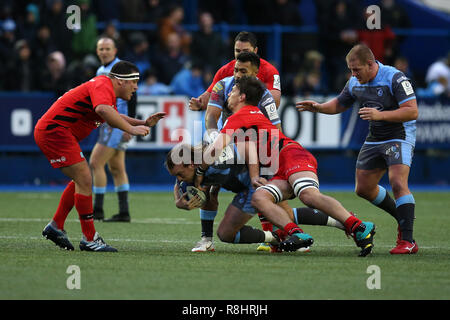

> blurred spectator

[
  {"left": 0, "top": 18, "right": 17, "bottom": 90},
  {"left": 357, "top": 7, "right": 396, "bottom": 64},
  {"left": 244, "top": 0, "right": 272, "bottom": 25},
  {"left": 158, "top": 4, "right": 191, "bottom": 55},
  {"left": 170, "top": 62, "right": 206, "bottom": 98},
  {"left": 99, "top": 20, "right": 125, "bottom": 57},
  {"left": 190, "top": 11, "right": 226, "bottom": 73},
  {"left": 137, "top": 68, "right": 172, "bottom": 95},
  {"left": 0, "top": 18, "right": 17, "bottom": 62},
  {"left": 272, "top": 0, "right": 302, "bottom": 25},
  {"left": 152, "top": 32, "right": 189, "bottom": 84},
  {"left": 272, "top": 0, "right": 304, "bottom": 74},
  {"left": 120, "top": 0, "right": 146, "bottom": 22},
  {"left": 418, "top": 52, "right": 450, "bottom": 99},
  {"left": 31, "top": 24, "right": 57, "bottom": 73},
  {"left": 198, "top": 0, "right": 239, "bottom": 23},
  {"left": 38, "top": 51, "right": 72, "bottom": 96},
  {"left": 379, "top": 0, "right": 411, "bottom": 65},
  {"left": 394, "top": 56, "right": 416, "bottom": 86},
  {"left": 123, "top": 32, "right": 152, "bottom": 75},
  {"left": 320, "top": 0, "right": 360, "bottom": 92},
  {"left": 92, "top": 0, "right": 120, "bottom": 21},
  {"left": 380, "top": 0, "right": 411, "bottom": 29},
  {"left": 4, "top": 39, "right": 39, "bottom": 91},
  {"left": 17, "top": 3, "right": 40, "bottom": 42},
  {"left": 71, "top": 0, "right": 98, "bottom": 60},
  {"left": 145, "top": 0, "right": 165, "bottom": 23},
  {"left": 42, "top": 0, "right": 72, "bottom": 59},
  {"left": 291, "top": 50, "right": 327, "bottom": 96}
]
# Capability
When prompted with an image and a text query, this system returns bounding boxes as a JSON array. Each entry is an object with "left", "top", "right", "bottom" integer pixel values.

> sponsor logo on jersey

[
  {"left": 265, "top": 103, "right": 279, "bottom": 120},
  {"left": 401, "top": 80, "right": 414, "bottom": 95},
  {"left": 273, "top": 74, "right": 281, "bottom": 90}
]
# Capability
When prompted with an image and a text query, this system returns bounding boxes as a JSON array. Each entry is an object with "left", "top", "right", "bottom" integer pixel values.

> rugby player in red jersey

[
  {"left": 195, "top": 76, "right": 377, "bottom": 256},
  {"left": 35, "top": 61, "right": 165, "bottom": 252},
  {"left": 189, "top": 31, "right": 281, "bottom": 111}
]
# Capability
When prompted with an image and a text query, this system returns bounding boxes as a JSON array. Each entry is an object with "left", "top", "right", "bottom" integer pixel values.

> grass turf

[{"left": 0, "top": 191, "right": 449, "bottom": 300}]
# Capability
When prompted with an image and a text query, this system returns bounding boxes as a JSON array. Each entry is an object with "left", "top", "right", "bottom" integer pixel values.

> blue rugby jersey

[
  {"left": 337, "top": 61, "right": 417, "bottom": 145},
  {"left": 202, "top": 163, "right": 251, "bottom": 194},
  {"left": 97, "top": 57, "right": 128, "bottom": 115},
  {"left": 208, "top": 76, "right": 280, "bottom": 130}
]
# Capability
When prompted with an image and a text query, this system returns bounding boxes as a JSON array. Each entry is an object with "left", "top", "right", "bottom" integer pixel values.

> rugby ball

[{"left": 177, "top": 181, "right": 207, "bottom": 205}]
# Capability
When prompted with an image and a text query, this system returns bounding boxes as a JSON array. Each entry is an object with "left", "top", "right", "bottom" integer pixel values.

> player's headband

[{"left": 109, "top": 72, "right": 140, "bottom": 81}]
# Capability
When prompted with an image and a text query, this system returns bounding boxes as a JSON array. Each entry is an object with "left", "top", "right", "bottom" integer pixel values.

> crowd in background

[{"left": 0, "top": 0, "right": 448, "bottom": 99}]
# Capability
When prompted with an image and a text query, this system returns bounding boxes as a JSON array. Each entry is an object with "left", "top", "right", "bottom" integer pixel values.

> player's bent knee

[
  {"left": 355, "top": 186, "right": 368, "bottom": 199},
  {"left": 298, "top": 188, "right": 320, "bottom": 207},
  {"left": 216, "top": 228, "right": 234, "bottom": 243}
]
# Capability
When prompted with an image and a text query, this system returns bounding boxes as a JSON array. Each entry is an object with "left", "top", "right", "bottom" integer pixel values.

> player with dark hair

[
  {"left": 206, "top": 51, "right": 281, "bottom": 133},
  {"left": 196, "top": 51, "right": 281, "bottom": 252},
  {"left": 90, "top": 37, "right": 134, "bottom": 222},
  {"left": 195, "top": 76, "right": 376, "bottom": 256},
  {"left": 166, "top": 143, "right": 345, "bottom": 250},
  {"left": 189, "top": 31, "right": 281, "bottom": 111},
  {"left": 35, "top": 60, "right": 165, "bottom": 252},
  {"left": 297, "top": 44, "right": 419, "bottom": 254}
]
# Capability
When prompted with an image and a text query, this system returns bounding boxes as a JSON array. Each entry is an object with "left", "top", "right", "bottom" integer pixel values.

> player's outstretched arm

[
  {"left": 119, "top": 112, "right": 166, "bottom": 127},
  {"left": 189, "top": 91, "right": 211, "bottom": 111},
  {"left": 296, "top": 98, "right": 347, "bottom": 115},
  {"left": 96, "top": 104, "right": 149, "bottom": 136}
]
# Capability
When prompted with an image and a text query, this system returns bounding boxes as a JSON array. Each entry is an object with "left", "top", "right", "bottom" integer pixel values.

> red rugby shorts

[{"left": 34, "top": 126, "right": 85, "bottom": 168}]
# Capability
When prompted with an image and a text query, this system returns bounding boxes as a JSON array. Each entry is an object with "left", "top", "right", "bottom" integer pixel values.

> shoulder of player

[
  {"left": 259, "top": 58, "right": 279, "bottom": 74},
  {"left": 216, "top": 60, "right": 236, "bottom": 75},
  {"left": 260, "top": 89, "right": 275, "bottom": 104},
  {"left": 212, "top": 76, "right": 232, "bottom": 93},
  {"left": 378, "top": 62, "right": 407, "bottom": 84},
  {"left": 90, "top": 75, "right": 113, "bottom": 86}
]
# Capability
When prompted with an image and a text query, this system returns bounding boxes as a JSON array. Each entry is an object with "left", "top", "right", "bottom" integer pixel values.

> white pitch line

[
  {"left": 0, "top": 218, "right": 448, "bottom": 250},
  {"left": 0, "top": 235, "right": 446, "bottom": 250},
  {"left": 0, "top": 235, "right": 186, "bottom": 243}
]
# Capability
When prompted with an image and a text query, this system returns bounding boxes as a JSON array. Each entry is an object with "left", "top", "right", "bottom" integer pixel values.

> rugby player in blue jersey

[
  {"left": 90, "top": 37, "right": 134, "bottom": 222},
  {"left": 198, "top": 51, "right": 325, "bottom": 252},
  {"left": 297, "top": 44, "right": 419, "bottom": 254},
  {"left": 165, "top": 143, "right": 345, "bottom": 251}
]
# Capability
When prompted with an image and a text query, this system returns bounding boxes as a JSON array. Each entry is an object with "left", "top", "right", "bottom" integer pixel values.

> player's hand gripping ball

[{"left": 177, "top": 181, "right": 207, "bottom": 206}]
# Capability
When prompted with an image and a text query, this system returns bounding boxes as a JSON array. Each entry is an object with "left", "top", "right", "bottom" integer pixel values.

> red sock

[
  {"left": 258, "top": 213, "right": 273, "bottom": 232},
  {"left": 74, "top": 193, "right": 96, "bottom": 241},
  {"left": 283, "top": 222, "right": 303, "bottom": 236},
  {"left": 344, "top": 215, "right": 362, "bottom": 234},
  {"left": 52, "top": 181, "right": 75, "bottom": 230}
]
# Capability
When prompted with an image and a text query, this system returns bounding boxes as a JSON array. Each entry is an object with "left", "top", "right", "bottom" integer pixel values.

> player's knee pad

[
  {"left": 293, "top": 178, "right": 319, "bottom": 198},
  {"left": 256, "top": 184, "right": 283, "bottom": 203}
]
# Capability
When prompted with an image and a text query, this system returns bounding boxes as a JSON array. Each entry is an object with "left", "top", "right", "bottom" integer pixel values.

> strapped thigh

[
  {"left": 256, "top": 184, "right": 283, "bottom": 203},
  {"left": 293, "top": 177, "right": 319, "bottom": 198}
]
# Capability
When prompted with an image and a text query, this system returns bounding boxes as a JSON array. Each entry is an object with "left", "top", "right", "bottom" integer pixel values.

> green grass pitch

[{"left": 0, "top": 191, "right": 449, "bottom": 300}]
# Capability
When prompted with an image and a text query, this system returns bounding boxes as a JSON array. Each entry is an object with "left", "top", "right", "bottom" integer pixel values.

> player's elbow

[{"left": 95, "top": 105, "right": 109, "bottom": 118}]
